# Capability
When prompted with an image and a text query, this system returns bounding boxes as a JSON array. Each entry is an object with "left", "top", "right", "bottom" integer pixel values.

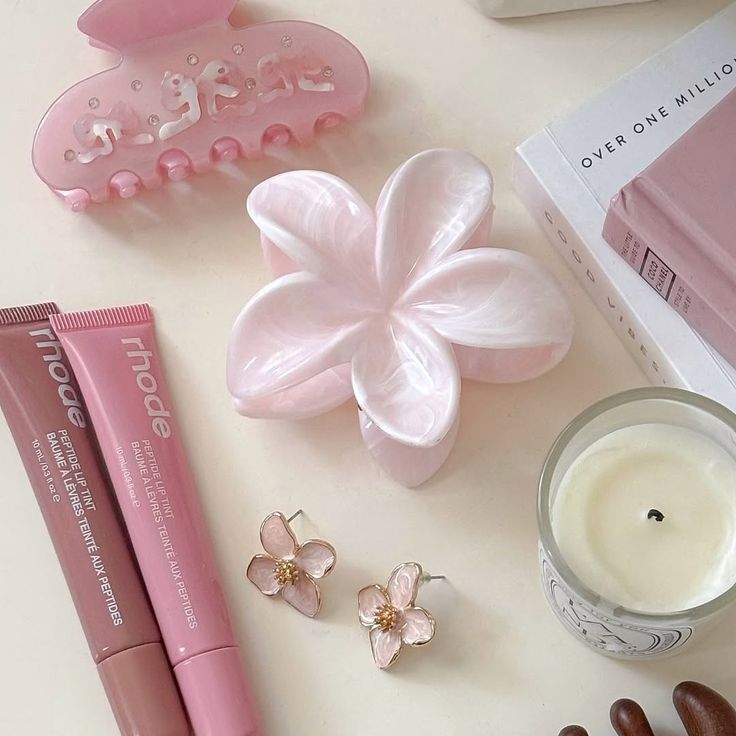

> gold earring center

[
  {"left": 375, "top": 602, "right": 400, "bottom": 631},
  {"left": 274, "top": 559, "right": 299, "bottom": 586}
]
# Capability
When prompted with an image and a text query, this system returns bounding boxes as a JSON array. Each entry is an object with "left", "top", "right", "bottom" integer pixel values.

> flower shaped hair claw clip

[
  {"left": 358, "top": 562, "right": 440, "bottom": 670},
  {"left": 246, "top": 510, "right": 336, "bottom": 617},
  {"left": 227, "top": 148, "right": 574, "bottom": 486}
]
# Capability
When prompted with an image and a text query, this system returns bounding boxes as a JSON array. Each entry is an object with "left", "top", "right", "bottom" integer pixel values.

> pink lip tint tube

[
  {"left": 0, "top": 303, "right": 190, "bottom": 736},
  {"left": 52, "top": 304, "right": 261, "bottom": 736}
]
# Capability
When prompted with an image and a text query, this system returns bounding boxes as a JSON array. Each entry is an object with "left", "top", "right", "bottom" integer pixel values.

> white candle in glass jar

[{"left": 551, "top": 423, "right": 736, "bottom": 614}]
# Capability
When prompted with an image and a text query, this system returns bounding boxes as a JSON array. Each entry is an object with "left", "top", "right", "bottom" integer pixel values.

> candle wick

[{"left": 647, "top": 508, "right": 665, "bottom": 522}]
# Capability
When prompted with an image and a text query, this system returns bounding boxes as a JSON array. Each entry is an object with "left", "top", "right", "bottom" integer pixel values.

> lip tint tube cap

[
  {"left": 174, "top": 647, "right": 262, "bottom": 736},
  {"left": 98, "top": 642, "right": 191, "bottom": 736}
]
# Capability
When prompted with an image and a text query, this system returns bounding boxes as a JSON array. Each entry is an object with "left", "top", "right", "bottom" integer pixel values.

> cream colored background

[{"left": 1, "top": 0, "right": 734, "bottom": 733}]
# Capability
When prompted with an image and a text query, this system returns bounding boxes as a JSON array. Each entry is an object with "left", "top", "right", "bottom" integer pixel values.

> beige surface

[{"left": 1, "top": 0, "right": 734, "bottom": 734}]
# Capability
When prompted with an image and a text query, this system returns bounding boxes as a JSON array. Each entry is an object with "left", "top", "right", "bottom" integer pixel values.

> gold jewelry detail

[
  {"left": 375, "top": 602, "right": 399, "bottom": 631},
  {"left": 274, "top": 559, "right": 299, "bottom": 586}
]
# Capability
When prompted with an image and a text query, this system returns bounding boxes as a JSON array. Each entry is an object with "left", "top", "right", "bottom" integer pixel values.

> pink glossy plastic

[
  {"left": 227, "top": 149, "right": 575, "bottom": 486},
  {"left": 32, "top": 0, "right": 369, "bottom": 210},
  {"left": 51, "top": 305, "right": 261, "bottom": 736}
]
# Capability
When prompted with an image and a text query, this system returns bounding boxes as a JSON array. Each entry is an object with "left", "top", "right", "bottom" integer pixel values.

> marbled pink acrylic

[{"left": 228, "top": 149, "right": 574, "bottom": 485}]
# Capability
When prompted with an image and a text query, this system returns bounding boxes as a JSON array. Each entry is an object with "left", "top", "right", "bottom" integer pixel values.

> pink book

[{"left": 602, "top": 88, "right": 736, "bottom": 368}]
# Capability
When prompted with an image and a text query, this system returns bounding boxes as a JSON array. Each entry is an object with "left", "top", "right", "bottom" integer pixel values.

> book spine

[
  {"left": 602, "top": 198, "right": 690, "bottom": 312},
  {"left": 512, "top": 147, "right": 670, "bottom": 387},
  {"left": 602, "top": 197, "right": 736, "bottom": 368}
]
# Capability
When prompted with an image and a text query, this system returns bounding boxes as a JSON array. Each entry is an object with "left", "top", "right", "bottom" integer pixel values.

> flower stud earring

[
  {"left": 358, "top": 562, "right": 441, "bottom": 669},
  {"left": 247, "top": 510, "right": 336, "bottom": 617}
]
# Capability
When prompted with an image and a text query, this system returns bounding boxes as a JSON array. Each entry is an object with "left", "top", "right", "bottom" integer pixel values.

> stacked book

[{"left": 515, "top": 2, "right": 736, "bottom": 410}]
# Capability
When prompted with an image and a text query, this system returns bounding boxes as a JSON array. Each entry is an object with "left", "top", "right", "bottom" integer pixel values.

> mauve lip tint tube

[
  {"left": 51, "top": 304, "right": 262, "bottom": 736},
  {"left": 0, "top": 303, "right": 190, "bottom": 736}
]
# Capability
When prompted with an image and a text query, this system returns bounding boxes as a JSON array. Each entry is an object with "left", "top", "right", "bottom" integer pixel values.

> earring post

[
  {"left": 421, "top": 573, "right": 446, "bottom": 583},
  {"left": 287, "top": 509, "right": 304, "bottom": 523}
]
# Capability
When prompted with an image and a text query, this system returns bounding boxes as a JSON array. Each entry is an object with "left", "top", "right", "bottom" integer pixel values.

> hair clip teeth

[{"left": 212, "top": 136, "right": 240, "bottom": 162}]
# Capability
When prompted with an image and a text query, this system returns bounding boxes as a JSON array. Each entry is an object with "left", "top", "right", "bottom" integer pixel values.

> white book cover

[
  {"left": 514, "top": 2, "right": 736, "bottom": 410},
  {"left": 473, "top": 0, "right": 651, "bottom": 18}
]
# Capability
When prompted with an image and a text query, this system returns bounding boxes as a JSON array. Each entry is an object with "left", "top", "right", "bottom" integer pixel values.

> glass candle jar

[{"left": 538, "top": 387, "right": 736, "bottom": 658}]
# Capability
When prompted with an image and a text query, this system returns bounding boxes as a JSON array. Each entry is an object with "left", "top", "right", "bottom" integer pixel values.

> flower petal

[
  {"left": 462, "top": 209, "right": 495, "bottom": 250},
  {"left": 401, "top": 606, "right": 435, "bottom": 646},
  {"left": 233, "top": 365, "right": 353, "bottom": 419},
  {"left": 246, "top": 555, "right": 279, "bottom": 595},
  {"left": 282, "top": 573, "right": 321, "bottom": 617},
  {"left": 227, "top": 272, "right": 369, "bottom": 400},
  {"left": 376, "top": 167, "right": 493, "bottom": 251},
  {"left": 387, "top": 562, "right": 422, "bottom": 609},
  {"left": 375, "top": 149, "right": 493, "bottom": 299},
  {"left": 358, "top": 585, "right": 389, "bottom": 627},
  {"left": 403, "top": 248, "right": 574, "bottom": 349},
  {"left": 260, "top": 513, "right": 298, "bottom": 559},
  {"left": 295, "top": 540, "right": 336, "bottom": 579},
  {"left": 261, "top": 235, "right": 300, "bottom": 277},
  {"left": 454, "top": 343, "right": 572, "bottom": 384},
  {"left": 247, "top": 170, "right": 377, "bottom": 289},
  {"left": 352, "top": 315, "right": 460, "bottom": 448},
  {"left": 369, "top": 627, "right": 403, "bottom": 670},
  {"left": 359, "top": 408, "right": 459, "bottom": 487}
]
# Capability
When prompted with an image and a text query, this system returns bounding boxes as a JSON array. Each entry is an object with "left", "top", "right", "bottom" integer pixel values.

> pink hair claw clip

[
  {"left": 227, "top": 149, "right": 574, "bottom": 487},
  {"left": 32, "top": 0, "right": 369, "bottom": 211}
]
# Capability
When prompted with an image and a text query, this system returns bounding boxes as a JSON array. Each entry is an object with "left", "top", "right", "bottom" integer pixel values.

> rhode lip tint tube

[
  {"left": 0, "top": 303, "right": 190, "bottom": 736},
  {"left": 52, "top": 304, "right": 262, "bottom": 736}
]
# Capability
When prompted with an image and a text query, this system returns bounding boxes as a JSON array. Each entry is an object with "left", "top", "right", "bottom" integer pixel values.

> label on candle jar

[{"left": 539, "top": 546, "right": 693, "bottom": 657}]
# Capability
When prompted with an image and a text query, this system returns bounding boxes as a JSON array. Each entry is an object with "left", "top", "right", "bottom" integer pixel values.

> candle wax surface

[{"left": 551, "top": 423, "right": 736, "bottom": 614}]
